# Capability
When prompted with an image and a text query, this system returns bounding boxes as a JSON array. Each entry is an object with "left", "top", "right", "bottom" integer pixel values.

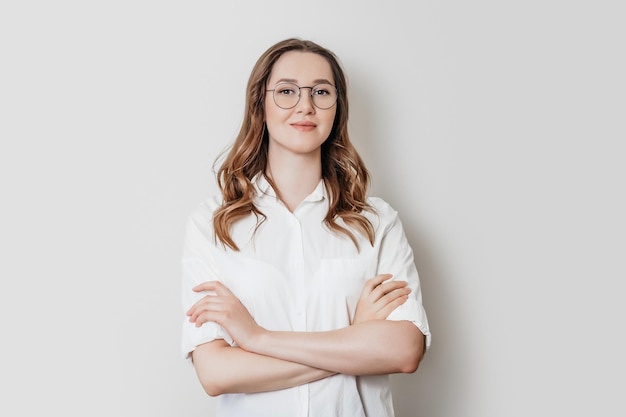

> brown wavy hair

[{"left": 213, "top": 38, "right": 374, "bottom": 250}]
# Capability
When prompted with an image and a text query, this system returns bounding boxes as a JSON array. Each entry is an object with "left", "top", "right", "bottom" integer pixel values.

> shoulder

[
  {"left": 365, "top": 196, "right": 401, "bottom": 232},
  {"left": 185, "top": 195, "right": 222, "bottom": 242},
  {"left": 189, "top": 195, "right": 221, "bottom": 222},
  {"left": 367, "top": 196, "right": 396, "bottom": 216},
  {"left": 367, "top": 196, "right": 399, "bottom": 221}
]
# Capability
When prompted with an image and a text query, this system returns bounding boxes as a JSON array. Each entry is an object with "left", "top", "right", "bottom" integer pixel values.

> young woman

[{"left": 181, "top": 38, "right": 431, "bottom": 417}]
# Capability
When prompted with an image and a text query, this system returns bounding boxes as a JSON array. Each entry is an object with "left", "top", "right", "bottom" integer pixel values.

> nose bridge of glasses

[
  {"left": 298, "top": 85, "right": 315, "bottom": 99},
  {"left": 294, "top": 85, "right": 315, "bottom": 108},
  {"left": 298, "top": 86, "right": 314, "bottom": 94}
]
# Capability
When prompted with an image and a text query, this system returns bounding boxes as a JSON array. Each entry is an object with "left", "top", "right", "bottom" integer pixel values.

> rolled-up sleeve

[
  {"left": 376, "top": 205, "right": 431, "bottom": 350},
  {"left": 180, "top": 209, "right": 234, "bottom": 361}
]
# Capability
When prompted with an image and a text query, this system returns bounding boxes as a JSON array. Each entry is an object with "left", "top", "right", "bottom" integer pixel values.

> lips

[
  {"left": 291, "top": 121, "right": 316, "bottom": 127},
  {"left": 290, "top": 121, "right": 317, "bottom": 132}
]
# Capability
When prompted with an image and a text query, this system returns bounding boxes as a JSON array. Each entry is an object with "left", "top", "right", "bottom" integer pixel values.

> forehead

[{"left": 268, "top": 51, "right": 334, "bottom": 85}]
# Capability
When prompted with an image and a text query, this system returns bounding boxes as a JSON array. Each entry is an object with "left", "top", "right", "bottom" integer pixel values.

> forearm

[
  {"left": 192, "top": 340, "right": 335, "bottom": 396},
  {"left": 246, "top": 320, "right": 425, "bottom": 376}
]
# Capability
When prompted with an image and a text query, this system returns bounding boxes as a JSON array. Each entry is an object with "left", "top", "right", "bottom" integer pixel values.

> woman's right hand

[{"left": 352, "top": 274, "right": 411, "bottom": 325}]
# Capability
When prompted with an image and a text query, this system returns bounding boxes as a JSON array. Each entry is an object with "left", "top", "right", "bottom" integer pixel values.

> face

[{"left": 264, "top": 51, "right": 337, "bottom": 160}]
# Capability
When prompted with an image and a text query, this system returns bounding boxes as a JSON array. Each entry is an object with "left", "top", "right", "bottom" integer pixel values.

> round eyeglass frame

[{"left": 266, "top": 82, "right": 338, "bottom": 110}]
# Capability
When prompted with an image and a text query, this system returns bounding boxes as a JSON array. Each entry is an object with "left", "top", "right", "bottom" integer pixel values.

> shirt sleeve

[
  {"left": 180, "top": 207, "right": 235, "bottom": 361},
  {"left": 376, "top": 204, "right": 432, "bottom": 350}
]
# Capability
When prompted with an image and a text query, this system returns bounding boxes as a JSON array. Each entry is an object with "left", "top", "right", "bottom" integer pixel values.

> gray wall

[{"left": 2, "top": 1, "right": 624, "bottom": 416}]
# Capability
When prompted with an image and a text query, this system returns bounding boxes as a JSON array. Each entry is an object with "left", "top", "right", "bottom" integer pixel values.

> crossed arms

[{"left": 186, "top": 274, "right": 426, "bottom": 396}]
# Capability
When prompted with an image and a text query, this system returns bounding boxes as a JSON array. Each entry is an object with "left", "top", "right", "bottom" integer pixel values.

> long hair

[{"left": 213, "top": 38, "right": 374, "bottom": 250}]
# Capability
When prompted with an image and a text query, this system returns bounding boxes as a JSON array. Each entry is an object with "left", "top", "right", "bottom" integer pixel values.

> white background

[{"left": 1, "top": 1, "right": 624, "bottom": 416}]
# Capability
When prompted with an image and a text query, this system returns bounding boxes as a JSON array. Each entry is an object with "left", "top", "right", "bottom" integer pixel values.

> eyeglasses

[{"left": 266, "top": 82, "right": 338, "bottom": 110}]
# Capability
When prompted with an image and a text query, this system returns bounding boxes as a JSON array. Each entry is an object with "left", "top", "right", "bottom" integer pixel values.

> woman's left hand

[
  {"left": 353, "top": 274, "right": 410, "bottom": 325},
  {"left": 186, "top": 281, "right": 264, "bottom": 350}
]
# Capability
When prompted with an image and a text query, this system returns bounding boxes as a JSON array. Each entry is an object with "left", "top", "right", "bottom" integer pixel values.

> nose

[{"left": 295, "top": 87, "right": 315, "bottom": 114}]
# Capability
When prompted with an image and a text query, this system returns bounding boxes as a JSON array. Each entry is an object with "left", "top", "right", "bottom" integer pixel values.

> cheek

[
  {"left": 264, "top": 109, "right": 283, "bottom": 136},
  {"left": 264, "top": 100, "right": 287, "bottom": 125},
  {"left": 324, "top": 109, "right": 337, "bottom": 134}
]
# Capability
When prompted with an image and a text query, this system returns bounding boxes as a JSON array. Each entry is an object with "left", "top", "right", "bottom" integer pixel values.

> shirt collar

[
  {"left": 253, "top": 174, "right": 274, "bottom": 198},
  {"left": 253, "top": 174, "right": 327, "bottom": 203}
]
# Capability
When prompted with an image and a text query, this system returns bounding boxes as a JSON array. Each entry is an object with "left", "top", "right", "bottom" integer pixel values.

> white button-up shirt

[{"left": 181, "top": 176, "right": 430, "bottom": 417}]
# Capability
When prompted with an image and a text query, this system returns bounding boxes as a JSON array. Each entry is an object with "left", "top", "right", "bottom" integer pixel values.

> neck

[{"left": 266, "top": 149, "right": 322, "bottom": 212}]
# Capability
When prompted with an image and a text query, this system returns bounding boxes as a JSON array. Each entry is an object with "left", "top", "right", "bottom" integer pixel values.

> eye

[
  {"left": 312, "top": 84, "right": 335, "bottom": 96},
  {"left": 275, "top": 84, "right": 298, "bottom": 95},
  {"left": 312, "top": 87, "right": 330, "bottom": 96}
]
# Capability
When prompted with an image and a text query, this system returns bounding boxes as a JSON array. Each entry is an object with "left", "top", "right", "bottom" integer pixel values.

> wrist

[{"left": 242, "top": 326, "right": 270, "bottom": 353}]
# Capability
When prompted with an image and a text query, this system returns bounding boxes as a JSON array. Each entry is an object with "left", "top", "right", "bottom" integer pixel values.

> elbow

[
  {"left": 198, "top": 374, "right": 227, "bottom": 397},
  {"left": 192, "top": 341, "right": 233, "bottom": 397},
  {"left": 201, "top": 382, "right": 224, "bottom": 397},
  {"left": 400, "top": 350, "right": 423, "bottom": 374},
  {"left": 192, "top": 348, "right": 229, "bottom": 397},
  {"left": 398, "top": 326, "right": 426, "bottom": 374}
]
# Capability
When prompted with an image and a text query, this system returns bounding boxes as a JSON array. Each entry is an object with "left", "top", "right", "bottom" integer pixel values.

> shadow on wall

[
  {"left": 390, "top": 235, "right": 450, "bottom": 417},
  {"left": 390, "top": 218, "right": 461, "bottom": 417},
  {"left": 349, "top": 71, "right": 458, "bottom": 417}
]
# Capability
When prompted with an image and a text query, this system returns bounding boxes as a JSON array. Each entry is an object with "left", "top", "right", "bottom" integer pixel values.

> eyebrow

[{"left": 273, "top": 78, "right": 333, "bottom": 85}]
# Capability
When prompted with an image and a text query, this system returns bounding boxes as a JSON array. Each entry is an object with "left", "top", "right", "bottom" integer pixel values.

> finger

[
  {"left": 188, "top": 300, "right": 229, "bottom": 324},
  {"left": 376, "top": 294, "right": 409, "bottom": 319},
  {"left": 377, "top": 280, "right": 408, "bottom": 294},
  {"left": 369, "top": 280, "right": 407, "bottom": 301},
  {"left": 187, "top": 296, "right": 228, "bottom": 321},
  {"left": 186, "top": 293, "right": 217, "bottom": 316},
  {"left": 188, "top": 303, "right": 211, "bottom": 323},
  {"left": 192, "top": 280, "right": 221, "bottom": 292},
  {"left": 375, "top": 287, "right": 411, "bottom": 308},
  {"left": 192, "top": 310, "right": 223, "bottom": 327},
  {"left": 361, "top": 274, "right": 393, "bottom": 297},
  {"left": 193, "top": 281, "right": 233, "bottom": 297}
]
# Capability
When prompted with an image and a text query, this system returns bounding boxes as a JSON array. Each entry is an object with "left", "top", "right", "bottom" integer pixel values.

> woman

[{"left": 182, "top": 38, "right": 430, "bottom": 417}]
